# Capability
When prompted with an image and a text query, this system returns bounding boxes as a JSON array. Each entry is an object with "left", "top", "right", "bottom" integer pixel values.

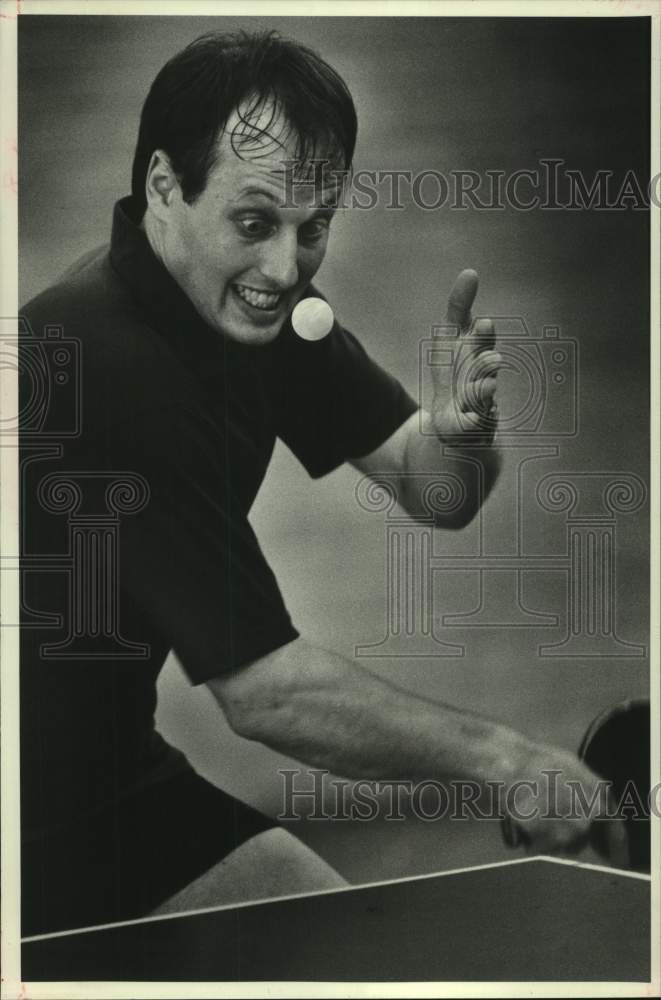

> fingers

[
  {"left": 470, "top": 350, "right": 502, "bottom": 387},
  {"left": 469, "top": 317, "right": 496, "bottom": 355},
  {"left": 446, "top": 268, "right": 478, "bottom": 331},
  {"left": 504, "top": 817, "right": 591, "bottom": 857},
  {"left": 455, "top": 349, "right": 502, "bottom": 412},
  {"left": 505, "top": 814, "right": 630, "bottom": 865},
  {"left": 436, "top": 273, "right": 501, "bottom": 445},
  {"left": 451, "top": 317, "right": 501, "bottom": 411},
  {"left": 460, "top": 378, "right": 497, "bottom": 413}
]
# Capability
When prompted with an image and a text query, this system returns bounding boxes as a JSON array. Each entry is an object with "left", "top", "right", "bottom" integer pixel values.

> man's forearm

[
  {"left": 209, "top": 638, "right": 535, "bottom": 788},
  {"left": 400, "top": 410, "right": 502, "bottom": 527}
]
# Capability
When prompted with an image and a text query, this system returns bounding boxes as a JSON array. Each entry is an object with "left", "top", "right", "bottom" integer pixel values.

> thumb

[{"left": 446, "top": 268, "right": 479, "bottom": 332}]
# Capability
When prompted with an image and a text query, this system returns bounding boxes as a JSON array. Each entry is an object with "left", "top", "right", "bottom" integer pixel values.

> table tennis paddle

[
  {"left": 501, "top": 698, "right": 650, "bottom": 871},
  {"left": 578, "top": 697, "right": 650, "bottom": 871}
]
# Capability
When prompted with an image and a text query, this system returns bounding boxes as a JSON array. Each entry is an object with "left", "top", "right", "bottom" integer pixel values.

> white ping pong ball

[{"left": 292, "top": 297, "right": 334, "bottom": 341}]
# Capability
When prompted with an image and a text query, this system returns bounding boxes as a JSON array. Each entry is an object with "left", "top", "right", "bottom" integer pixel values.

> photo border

[{"left": 1, "top": 2, "right": 658, "bottom": 997}]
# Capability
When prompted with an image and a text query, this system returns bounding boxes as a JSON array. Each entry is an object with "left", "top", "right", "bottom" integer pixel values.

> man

[{"left": 20, "top": 30, "right": 608, "bottom": 936}]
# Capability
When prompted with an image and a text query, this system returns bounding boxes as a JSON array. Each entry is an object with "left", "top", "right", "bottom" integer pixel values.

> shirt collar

[{"left": 109, "top": 196, "right": 229, "bottom": 371}]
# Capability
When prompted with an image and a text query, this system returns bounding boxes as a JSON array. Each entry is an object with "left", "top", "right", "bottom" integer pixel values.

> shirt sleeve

[
  {"left": 77, "top": 402, "right": 299, "bottom": 685},
  {"left": 270, "top": 305, "right": 419, "bottom": 479}
]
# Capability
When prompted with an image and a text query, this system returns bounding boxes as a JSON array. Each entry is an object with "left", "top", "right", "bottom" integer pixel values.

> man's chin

[{"left": 214, "top": 314, "right": 285, "bottom": 346}]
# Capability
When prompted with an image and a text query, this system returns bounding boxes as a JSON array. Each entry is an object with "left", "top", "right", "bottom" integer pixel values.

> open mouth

[{"left": 232, "top": 282, "right": 283, "bottom": 313}]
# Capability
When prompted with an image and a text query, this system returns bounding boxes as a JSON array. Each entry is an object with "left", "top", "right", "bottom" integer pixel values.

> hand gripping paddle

[
  {"left": 501, "top": 698, "right": 650, "bottom": 871},
  {"left": 577, "top": 697, "right": 650, "bottom": 871}
]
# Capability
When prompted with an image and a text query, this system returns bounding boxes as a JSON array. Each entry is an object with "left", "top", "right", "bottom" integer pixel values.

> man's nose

[{"left": 258, "top": 230, "right": 299, "bottom": 289}]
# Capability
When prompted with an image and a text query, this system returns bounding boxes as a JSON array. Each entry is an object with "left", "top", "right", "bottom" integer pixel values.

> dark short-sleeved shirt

[{"left": 19, "top": 197, "right": 418, "bottom": 838}]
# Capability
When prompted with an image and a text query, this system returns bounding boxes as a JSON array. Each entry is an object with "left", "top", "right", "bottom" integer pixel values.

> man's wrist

[{"left": 436, "top": 438, "right": 503, "bottom": 477}]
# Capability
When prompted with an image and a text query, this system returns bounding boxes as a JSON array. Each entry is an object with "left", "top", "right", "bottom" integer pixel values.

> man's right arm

[{"left": 206, "top": 636, "right": 610, "bottom": 855}]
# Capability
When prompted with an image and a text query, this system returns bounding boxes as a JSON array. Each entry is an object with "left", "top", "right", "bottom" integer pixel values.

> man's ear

[{"left": 145, "top": 150, "right": 179, "bottom": 220}]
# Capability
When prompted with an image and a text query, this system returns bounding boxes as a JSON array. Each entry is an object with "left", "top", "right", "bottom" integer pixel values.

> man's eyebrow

[
  {"left": 235, "top": 186, "right": 281, "bottom": 203},
  {"left": 235, "top": 185, "right": 340, "bottom": 211}
]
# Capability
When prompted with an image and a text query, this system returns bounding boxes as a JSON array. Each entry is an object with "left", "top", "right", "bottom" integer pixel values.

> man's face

[{"left": 156, "top": 109, "right": 340, "bottom": 345}]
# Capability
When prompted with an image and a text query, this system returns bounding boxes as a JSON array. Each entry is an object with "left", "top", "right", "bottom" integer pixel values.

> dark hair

[{"left": 131, "top": 30, "right": 357, "bottom": 213}]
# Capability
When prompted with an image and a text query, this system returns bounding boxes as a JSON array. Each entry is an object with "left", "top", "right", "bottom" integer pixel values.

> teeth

[{"left": 234, "top": 284, "right": 281, "bottom": 311}]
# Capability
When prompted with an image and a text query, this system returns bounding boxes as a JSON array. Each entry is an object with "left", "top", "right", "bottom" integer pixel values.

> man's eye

[
  {"left": 237, "top": 217, "right": 274, "bottom": 238},
  {"left": 300, "top": 219, "right": 330, "bottom": 244}
]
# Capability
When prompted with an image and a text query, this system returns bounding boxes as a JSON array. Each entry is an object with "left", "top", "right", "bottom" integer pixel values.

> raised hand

[{"left": 432, "top": 269, "right": 503, "bottom": 447}]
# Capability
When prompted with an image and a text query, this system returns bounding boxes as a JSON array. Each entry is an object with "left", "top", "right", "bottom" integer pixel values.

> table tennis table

[{"left": 22, "top": 856, "right": 650, "bottom": 983}]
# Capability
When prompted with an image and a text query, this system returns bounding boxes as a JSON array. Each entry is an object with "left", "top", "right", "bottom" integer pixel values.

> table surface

[{"left": 22, "top": 856, "right": 651, "bottom": 983}]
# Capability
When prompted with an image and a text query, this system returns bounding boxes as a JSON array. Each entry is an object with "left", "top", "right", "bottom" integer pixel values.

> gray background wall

[{"left": 19, "top": 15, "right": 650, "bottom": 882}]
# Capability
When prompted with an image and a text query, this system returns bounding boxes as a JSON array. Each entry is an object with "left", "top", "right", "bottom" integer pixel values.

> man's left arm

[{"left": 352, "top": 268, "right": 503, "bottom": 528}]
